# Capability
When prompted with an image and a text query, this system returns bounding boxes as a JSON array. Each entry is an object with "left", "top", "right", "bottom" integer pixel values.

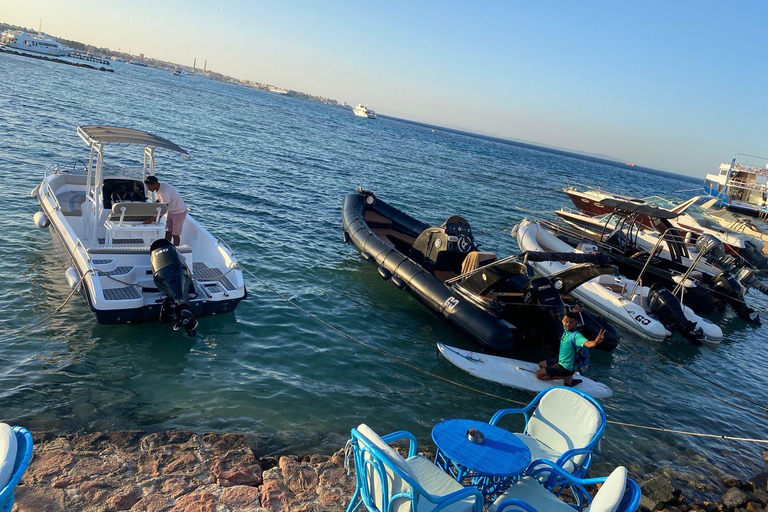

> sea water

[{"left": 1, "top": 52, "right": 766, "bottom": 493}]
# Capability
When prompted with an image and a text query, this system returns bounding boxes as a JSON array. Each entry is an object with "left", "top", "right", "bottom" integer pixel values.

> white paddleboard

[{"left": 437, "top": 343, "right": 613, "bottom": 399}]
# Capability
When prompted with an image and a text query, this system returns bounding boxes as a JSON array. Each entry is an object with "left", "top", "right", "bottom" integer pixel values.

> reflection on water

[{"left": 0, "top": 53, "right": 767, "bottom": 494}]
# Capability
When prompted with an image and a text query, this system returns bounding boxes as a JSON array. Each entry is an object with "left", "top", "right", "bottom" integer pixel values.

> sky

[{"left": 3, "top": 0, "right": 767, "bottom": 177}]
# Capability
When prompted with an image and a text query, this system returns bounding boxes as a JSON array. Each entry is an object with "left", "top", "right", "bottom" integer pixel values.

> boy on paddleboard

[{"left": 535, "top": 310, "right": 605, "bottom": 387}]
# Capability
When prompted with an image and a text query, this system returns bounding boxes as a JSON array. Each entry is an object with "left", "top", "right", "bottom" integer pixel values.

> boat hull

[{"left": 342, "top": 190, "right": 515, "bottom": 353}]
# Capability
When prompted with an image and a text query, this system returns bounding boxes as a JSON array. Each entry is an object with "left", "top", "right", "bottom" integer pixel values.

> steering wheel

[
  {"left": 457, "top": 234, "right": 473, "bottom": 253},
  {"left": 111, "top": 190, "right": 135, "bottom": 203}
]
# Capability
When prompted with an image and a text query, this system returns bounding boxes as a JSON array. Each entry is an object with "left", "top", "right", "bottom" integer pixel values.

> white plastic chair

[
  {"left": 489, "top": 387, "right": 606, "bottom": 478},
  {"left": 345, "top": 423, "right": 484, "bottom": 512},
  {"left": 490, "top": 462, "right": 641, "bottom": 512}
]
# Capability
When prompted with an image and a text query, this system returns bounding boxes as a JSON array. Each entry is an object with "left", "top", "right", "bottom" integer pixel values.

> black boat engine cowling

[
  {"left": 648, "top": 283, "right": 703, "bottom": 346},
  {"left": 149, "top": 239, "right": 198, "bottom": 336},
  {"left": 711, "top": 272, "right": 760, "bottom": 325},
  {"left": 523, "top": 277, "right": 566, "bottom": 349}
]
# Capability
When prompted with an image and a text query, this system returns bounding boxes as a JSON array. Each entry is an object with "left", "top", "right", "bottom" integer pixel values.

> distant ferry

[
  {"left": 129, "top": 59, "right": 148, "bottom": 67},
  {"left": 353, "top": 104, "right": 376, "bottom": 119},
  {"left": 626, "top": 162, "right": 637, "bottom": 167},
  {"left": 0, "top": 30, "right": 70, "bottom": 57}
]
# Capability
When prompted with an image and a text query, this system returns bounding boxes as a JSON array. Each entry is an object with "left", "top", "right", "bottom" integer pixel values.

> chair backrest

[
  {"left": 0, "top": 426, "right": 33, "bottom": 512},
  {"left": 526, "top": 388, "right": 604, "bottom": 468},
  {"left": 353, "top": 424, "right": 418, "bottom": 512},
  {"left": 587, "top": 466, "right": 627, "bottom": 512},
  {"left": 108, "top": 202, "right": 168, "bottom": 222},
  {"left": 0, "top": 424, "right": 17, "bottom": 490}
]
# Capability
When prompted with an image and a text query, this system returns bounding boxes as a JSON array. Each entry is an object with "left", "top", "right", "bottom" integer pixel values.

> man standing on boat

[
  {"left": 143, "top": 176, "right": 187, "bottom": 246},
  {"left": 535, "top": 311, "right": 605, "bottom": 387}
]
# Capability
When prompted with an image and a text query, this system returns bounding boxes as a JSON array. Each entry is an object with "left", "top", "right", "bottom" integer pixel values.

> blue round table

[{"left": 432, "top": 418, "right": 531, "bottom": 496}]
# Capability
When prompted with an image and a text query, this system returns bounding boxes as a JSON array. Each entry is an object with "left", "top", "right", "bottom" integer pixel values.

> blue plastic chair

[
  {"left": 0, "top": 426, "right": 34, "bottom": 512},
  {"left": 345, "top": 423, "right": 484, "bottom": 512},
  {"left": 490, "top": 387, "right": 606, "bottom": 478},
  {"left": 490, "top": 460, "right": 641, "bottom": 512}
]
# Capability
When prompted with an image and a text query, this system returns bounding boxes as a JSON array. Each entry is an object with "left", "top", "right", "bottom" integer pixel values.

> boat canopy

[
  {"left": 77, "top": 125, "right": 190, "bottom": 158},
  {"left": 599, "top": 198, "right": 679, "bottom": 219}
]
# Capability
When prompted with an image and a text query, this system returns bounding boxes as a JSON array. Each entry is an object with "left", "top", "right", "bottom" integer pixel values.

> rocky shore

[{"left": 11, "top": 431, "right": 768, "bottom": 512}]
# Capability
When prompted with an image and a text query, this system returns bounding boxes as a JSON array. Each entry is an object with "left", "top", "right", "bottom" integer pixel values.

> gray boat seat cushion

[{"left": 108, "top": 202, "right": 168, "bottom": 223}]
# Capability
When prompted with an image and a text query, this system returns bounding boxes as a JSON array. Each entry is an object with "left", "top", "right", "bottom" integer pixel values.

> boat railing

[{"left": 216, "top": 237, "right": 236, "bottom": 258}]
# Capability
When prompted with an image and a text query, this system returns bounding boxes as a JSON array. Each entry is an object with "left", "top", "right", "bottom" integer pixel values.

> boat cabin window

[{"left": 102, "top": 179, "right": 147, "bottom": 208}]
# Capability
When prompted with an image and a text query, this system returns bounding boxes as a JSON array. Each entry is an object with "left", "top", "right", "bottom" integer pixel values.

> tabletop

[{"left": 432, "top": 418, "right": 531, "bottom": 478}]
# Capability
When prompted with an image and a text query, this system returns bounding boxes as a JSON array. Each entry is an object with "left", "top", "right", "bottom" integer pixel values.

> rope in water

[{"left": 241, "top": 265, "right": 768, "bottom": 444}]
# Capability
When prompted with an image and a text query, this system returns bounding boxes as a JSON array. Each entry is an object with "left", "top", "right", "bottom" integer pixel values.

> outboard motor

[
  {"left": 741, "top": 240, "right": 768, "bottom": 271},
  {"left": 710, "top": 271, "right": 760, "bottom": 325},
  {"left": 149, "top": 239, "right": 198, "bottom": 336},
  {"left": 696, "top": 235, "right": 736, "bottom": 271},
  {"left": 523, "top": 277, "right": 566, "bottom": 350},
  {"left": 648, "top": 283, "right": 704, "bottom": 346}
]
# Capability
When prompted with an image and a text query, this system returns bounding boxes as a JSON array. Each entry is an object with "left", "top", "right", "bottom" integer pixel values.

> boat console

[{"left": 409, "top": 216, "right": 475, "bottom": 278}]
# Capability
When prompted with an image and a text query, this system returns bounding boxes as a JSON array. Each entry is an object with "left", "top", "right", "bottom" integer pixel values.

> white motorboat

[
  {"left": 516, "top": 219, "right": 722, "bottom": 344},
  {"left": 1, "top": 30, "right": 71, "bottom": 57},
  {"left": 703, "top": 154, "right": 768, "bottom": 217},
  {"left": 563, "top": 185, "right": 767, "bottom": 263},
  {"left": 353, "top": 104, "right": 376, "bottom": 118},
  {"left": 31, "top": 126, "right": 246, "bottom": 335}
]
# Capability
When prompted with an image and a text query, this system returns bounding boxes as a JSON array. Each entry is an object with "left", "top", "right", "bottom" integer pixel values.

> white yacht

[
  {"left": 703, "top": 154, "right": 768, "bottom": 217},
  {"left": 1, "top": 30, "right": 71, "bottom": 57},
  {"left": 353, "top": 104, "right": 376, "bottom": 119},
  {"left": 31, "top": 126, "right": 246, "bottom": 335}
]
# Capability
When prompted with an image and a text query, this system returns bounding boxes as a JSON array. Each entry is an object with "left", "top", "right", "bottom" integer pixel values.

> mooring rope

[
  {"left": 241, "top": 265, "right": 768, "bottom": 444},
  {"left": 4, "top": 269, "right": 95, "bottom": 336}
]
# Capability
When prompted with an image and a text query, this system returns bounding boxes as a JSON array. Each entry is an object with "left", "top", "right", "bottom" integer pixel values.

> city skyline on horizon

[{"left": 3, "top": 1, "right": 768, "bottom": 178}]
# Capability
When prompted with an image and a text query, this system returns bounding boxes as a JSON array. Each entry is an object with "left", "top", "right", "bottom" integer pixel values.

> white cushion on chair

[
  {"left": 489, "top": 476, "right": 573, "bottom": 512},
  {"left": 406, "top": 456, "right": 475, "bottom": 512},
  {"left": 0, "top": 423, "right": 18, "bottom": 490},
  {"left": 513, "top": 433, "right": 576, "bottom": 473},
  {"left": 357, "top": 424, "right": 417, "bottom": 482},
  {"left": 587, "top": 466, "right": 627, "bottom": 512},
  {"left": 526, "top": 388, "right": 601, "bottom": 468}
]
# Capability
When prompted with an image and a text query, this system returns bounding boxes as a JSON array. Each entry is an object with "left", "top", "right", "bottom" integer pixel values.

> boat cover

[
  {"left": 599, "top": 198, "right": 679, "bottom": 219},
  {"left": 521, "top": 251, "right": 612, "bottom": 266},
  {"left": 77, "top": 125, "right": 190, "bottom": 157}
]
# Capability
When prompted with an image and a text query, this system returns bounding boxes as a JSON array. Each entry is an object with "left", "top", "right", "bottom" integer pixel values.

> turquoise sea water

[{"left": 1, "top": 53, "right": 766, "bottom": 494}]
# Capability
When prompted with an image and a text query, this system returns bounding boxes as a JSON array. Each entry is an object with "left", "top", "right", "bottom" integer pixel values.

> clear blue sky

[{"left": 4, "top": 1, "right": 767, "bottom": 177}]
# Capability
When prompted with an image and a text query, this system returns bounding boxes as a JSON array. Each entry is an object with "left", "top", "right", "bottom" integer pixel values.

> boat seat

[
  {"left": 375, "top": 228, "right": 416, "bottom": 247},
  {"left": 461, "top": 251, "right": 497, "bottom": 274},
  {"left": 596, "top": 274, "right": 626, "bottom": 294},
  {"left": 434, "top": 270, "right": 459, "bottom": 282},
  {"left": 108, "top": 202, "right": 168, "bottom": 223},
  {"left": 364, "top": 210, "right": 393, "bottom": 228}
]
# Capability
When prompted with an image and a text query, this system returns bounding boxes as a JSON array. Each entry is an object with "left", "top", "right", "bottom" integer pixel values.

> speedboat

[
  {"left": 31, "top": 126, "right": 246, "bottom": 335},
  {"left": 703, "top": 154, "right": 768, "bottom": 217},
  {"left": 547, "top": 202, "right": 760, "bottom": 325},
  {"left": 0, "top": 30, "right": 71, "bottom": 57},
  {"left": 342, "top": 188, "right": 619, "bottom": 355},
  {"left": 516, "top": 219, "right": 722, "bottom": 345},
  {"left": 563, "top": 185, "right": 768, "bottom": 267},
  {"left": 353, "top": 104, "right": 376, "bottom": 118}
]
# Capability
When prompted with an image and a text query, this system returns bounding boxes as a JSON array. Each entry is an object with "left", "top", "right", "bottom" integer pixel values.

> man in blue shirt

[{"left": 535, "top": 311, "right": 605, "bottom": 387}]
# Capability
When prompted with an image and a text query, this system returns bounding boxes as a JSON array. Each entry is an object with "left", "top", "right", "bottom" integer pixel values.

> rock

[
  {"left": 762, "top": 451, "right": 768, "bottom": 466},
  {"left": 260, "top": 479, "right": 295, "bottom": 512},
  {"left": 641, "top": 475, "right": 677, "bottom": 510},
  {"left": 170, "top": 489, "right": 218, "bottom": 512},
  {"left": 279, "top": 456, "right": 319, "bottom": 495},
  {"left": 749, "top": 473, "right": 768, "bottom": 493},
  {"left": 724, "top": 487, "right": 749, "bottom": 508},
  {"left": 722, "top": 474, "right": 746, "bottom": 489},
  {"left": 129, "top": 494, "right": 174, "bottom": 512},
  {"left": 745, "top": 502, "right": 763, "bottom": 512},
  {"left": 219, "top": 485, "right": 262, "bottom": 511},
  {"left": 104, "top": 486, "right": 142, "bottom": 511}
]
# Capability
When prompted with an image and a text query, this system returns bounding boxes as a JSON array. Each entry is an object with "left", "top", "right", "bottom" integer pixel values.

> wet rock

[
  {"left": 641, "top": 475, "right": 678, "bottom": 510},
  {"left": 749, "top": 473, "right": 768, "bottom": 493},
  {"left": 723, "top": 487, "right": 749, "bottom": 508}
]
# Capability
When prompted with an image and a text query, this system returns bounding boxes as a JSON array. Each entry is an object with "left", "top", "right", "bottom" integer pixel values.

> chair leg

[{"left": 346, "top": 488, "right": 362, "bottom": 512}]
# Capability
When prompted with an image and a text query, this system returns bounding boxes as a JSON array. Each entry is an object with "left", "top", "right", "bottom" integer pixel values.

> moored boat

[
  {"left": 0, "top": 30, "right": 71, "bottom": 57},
  {"left": 342, "top": 188, "right": 619, "bottom": 354},
  {"left": 516, "top": 219, "right": 723, "bottom": 345},
  {"left": 703, "top": 154, "right": 768, "bottom": 217},
  {"left": 31, "top": 126, "right": 246, "bottom": 334}
]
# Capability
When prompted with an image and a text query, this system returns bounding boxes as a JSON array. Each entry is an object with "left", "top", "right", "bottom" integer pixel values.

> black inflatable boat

[{"left": 342, "top": 188, "right": 620, "bottom": 354}]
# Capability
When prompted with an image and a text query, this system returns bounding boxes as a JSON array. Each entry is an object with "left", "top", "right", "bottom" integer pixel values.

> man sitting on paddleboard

[{"left": 535, "top": 311, "right": 605, "bottom": 387}]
